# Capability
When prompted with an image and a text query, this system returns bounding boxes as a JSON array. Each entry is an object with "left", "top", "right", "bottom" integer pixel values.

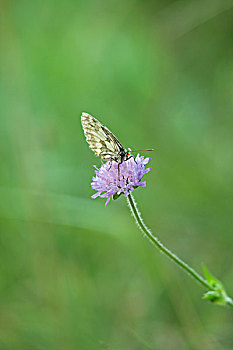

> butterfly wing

[{"left": 81, "top": 112, "right": 125, "bottom": 161}]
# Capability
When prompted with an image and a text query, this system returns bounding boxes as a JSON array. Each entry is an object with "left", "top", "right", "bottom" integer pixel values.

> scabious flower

[{"left": 91, "top": 154, "right": 151, "bottom": 206}]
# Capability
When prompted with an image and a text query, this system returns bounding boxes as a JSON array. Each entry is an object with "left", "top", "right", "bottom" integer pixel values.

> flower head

[{"left": 91, "top": 154, "right": 151, "bottom": 206}]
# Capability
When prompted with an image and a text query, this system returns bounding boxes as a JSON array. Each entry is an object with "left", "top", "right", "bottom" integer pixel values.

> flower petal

[
  {"left": 90, "top": 154, "right": 151, "bottom": 206},
  {"left": 105, "top": 196, "right": 111, "bottom": 206},
  {"left": 91, "top": 191, "right": 102, "bottom": 198}
]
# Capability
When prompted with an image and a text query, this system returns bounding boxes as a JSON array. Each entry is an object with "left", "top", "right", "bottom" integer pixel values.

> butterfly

[{"left": 81, "top": 112, "right": 132, "bottom": 166}]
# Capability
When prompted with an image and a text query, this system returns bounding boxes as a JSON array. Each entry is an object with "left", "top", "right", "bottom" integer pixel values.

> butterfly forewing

[{"left": 81, "top": 112, "right": 126, "bottom": 162}]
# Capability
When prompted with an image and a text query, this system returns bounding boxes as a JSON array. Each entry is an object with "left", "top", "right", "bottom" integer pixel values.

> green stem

[{"left": 127, "top": 193, "right": 233, "bottom": 307}]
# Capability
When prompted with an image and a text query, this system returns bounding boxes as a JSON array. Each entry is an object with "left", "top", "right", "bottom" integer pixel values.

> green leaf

[
  {"left": 113, "top": 186, "right": 139, "bottom": 201},
  {"left": 203, "top": 291, "right": 227, "bottom": 305},
  {"left": 202, "top": 264, "right": 228, "bottom": 305},
  {"left": 202, "top": 264, "right": 222, "bottom": 288},
  {"left": 113, "top": 192, "right": 123, "bottom": 200}
]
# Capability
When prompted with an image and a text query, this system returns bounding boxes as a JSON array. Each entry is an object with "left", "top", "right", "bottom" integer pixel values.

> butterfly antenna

[{"left": 130, "top": 149, "right": 154, "bottom": 152}]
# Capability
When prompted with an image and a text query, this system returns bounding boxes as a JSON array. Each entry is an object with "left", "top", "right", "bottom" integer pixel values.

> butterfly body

[{"left": 81, "top": 112, "right": 131, "bottom": 165}]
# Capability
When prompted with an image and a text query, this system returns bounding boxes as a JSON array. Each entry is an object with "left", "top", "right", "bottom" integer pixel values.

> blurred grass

[{"left": 0, "top": 0, "right": 233, "bottom": 349}]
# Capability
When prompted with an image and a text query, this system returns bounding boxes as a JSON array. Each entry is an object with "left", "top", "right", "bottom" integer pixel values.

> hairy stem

[{"left": 127, "top": 192, "right": 233, "bottom": 307}]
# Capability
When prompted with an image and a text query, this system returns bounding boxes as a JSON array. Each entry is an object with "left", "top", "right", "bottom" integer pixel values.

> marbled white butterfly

[
  {"left": 81, "top": 112, "right": 131, "bottom": 165},
  {"left": 81, "top": 112, "right": 153, "bottom": 173}
]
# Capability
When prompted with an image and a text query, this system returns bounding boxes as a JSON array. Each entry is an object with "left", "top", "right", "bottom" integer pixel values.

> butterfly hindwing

[{"left": 81, "top": 112, "right": 126, "bottom": 161}]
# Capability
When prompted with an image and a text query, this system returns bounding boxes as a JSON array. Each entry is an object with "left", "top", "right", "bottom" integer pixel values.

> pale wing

[{"left": 81, "top": 112, "right": 124, "bottom": 160}]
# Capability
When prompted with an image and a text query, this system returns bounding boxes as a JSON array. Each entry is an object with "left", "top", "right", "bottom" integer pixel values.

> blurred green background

[{"left": 0, "top": 0, "right": 233, "bottom": 349}]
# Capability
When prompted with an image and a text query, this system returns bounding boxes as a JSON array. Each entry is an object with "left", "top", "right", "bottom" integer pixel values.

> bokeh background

[{"left": 0, "top": 0, "right": 233, "bottom": 349}]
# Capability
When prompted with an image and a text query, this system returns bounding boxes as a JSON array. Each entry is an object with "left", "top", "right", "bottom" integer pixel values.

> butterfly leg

[
  {"left": 108, "top": 156, "right": 117, "bottom": 172},
  {"left": 127, "top": 155, "right": 136, "bottom": 163},
  {"left": 108, "top": 161, "right": 113, "bottom": 171},
  {"left": 118, "top": 163, "right": 120, "bottom": 180}
]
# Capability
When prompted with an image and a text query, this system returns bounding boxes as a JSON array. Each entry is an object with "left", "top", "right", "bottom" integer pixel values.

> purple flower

[{"left": 91, "top": 154, "right": 151, "bottom": 206}]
